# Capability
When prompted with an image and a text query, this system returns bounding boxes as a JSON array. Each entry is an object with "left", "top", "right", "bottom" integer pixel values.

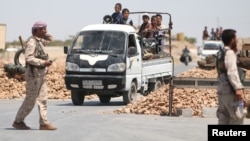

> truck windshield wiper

[
  {"left": 97, "top": 50, "right": 118, "bottom": 57},
  {"left": 76, "top": 50, "right": 118, "bottom": 57},
  {"left": 77, "top": 49, "right": 103, "bottom": 54},
  {"left": 76, "top": 50, "right": 91, "bottom": 54},
  {"left": 109, "top": 53, "right": 118, "bottom": 57}
]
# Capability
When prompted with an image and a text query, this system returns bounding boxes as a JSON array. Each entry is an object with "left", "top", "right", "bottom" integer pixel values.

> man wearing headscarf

[{"left": 12, "top": 21, "right": 57, "bottom": 130}]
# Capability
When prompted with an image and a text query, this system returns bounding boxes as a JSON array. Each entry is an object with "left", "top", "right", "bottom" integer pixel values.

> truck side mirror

[
  {"left": 64, "top": 46, "right": 68, "bottom": 54},
  {"left": 128, "top": 46, "right": 137, "bottom": 56}
]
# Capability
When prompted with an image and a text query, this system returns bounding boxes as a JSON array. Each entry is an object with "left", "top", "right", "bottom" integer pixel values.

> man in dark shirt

[
  {"left": 202, "top": 26, "right": 209, "bottom": 40},
  {"left": 118, "top": 8, "right": 133, "bottom": 26},
  {"left": 138, "top": 13, "right": 150, "bottom": 36},
  {"left": 111, "top": 3, "right": 122, "bottom": 24}
]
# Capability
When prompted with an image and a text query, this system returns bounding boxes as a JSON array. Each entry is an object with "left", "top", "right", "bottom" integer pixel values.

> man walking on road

[
  {"left": 216, "top": 29, "right": 246, "bottom": 125},
  {"left": 12, "top": 21, "right": 57, "bottom": 130}
]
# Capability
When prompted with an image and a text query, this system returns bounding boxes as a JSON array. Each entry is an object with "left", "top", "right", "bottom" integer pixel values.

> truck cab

[
  {"left": 64, "top": 12, "right": 173, "bottom": 105},
  {"left": 200, "top": 40, "right": 223, "bottom": 60}
]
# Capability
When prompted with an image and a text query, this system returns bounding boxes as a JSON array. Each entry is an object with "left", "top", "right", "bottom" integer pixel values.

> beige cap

[{"left": 142, "top": 13, "right": 149, "bottom": 18}]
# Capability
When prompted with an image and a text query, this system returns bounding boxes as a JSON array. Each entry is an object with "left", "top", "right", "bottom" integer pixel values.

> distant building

[{"left": 0, "top": 24, "right": 6, "bottom": 50}]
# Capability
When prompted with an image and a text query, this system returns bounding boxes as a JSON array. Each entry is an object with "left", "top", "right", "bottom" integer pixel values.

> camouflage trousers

[
  {"left": 216, "top": 93, "right": 244, "bottom": 125},
  {"left": 14, "top": 71, "right": 49, "bottom": 125}
]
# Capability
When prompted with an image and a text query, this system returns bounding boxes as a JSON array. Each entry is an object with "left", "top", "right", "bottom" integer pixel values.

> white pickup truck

[
  {"left": 64, "top": 12, "right": 173, "bottom": 105},
  {"left": 200, "top": 40, "right": 224, "bottom": 60}
]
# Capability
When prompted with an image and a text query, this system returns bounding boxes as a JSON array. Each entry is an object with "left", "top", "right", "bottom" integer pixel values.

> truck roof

[{"left": 80, "top": 24, "right": 136, "bottom": 33}]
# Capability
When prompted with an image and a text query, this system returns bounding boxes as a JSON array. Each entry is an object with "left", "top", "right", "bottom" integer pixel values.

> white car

[{"left": 200, "top": 40, "right": 223, "bottom": 60}]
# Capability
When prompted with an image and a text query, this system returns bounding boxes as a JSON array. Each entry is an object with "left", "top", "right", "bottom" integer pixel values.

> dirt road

[{"left": 2, "top": 98, "right": 250, "bottom": 141}]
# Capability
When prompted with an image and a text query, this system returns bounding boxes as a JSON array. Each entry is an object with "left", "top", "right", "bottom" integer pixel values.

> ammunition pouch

[
  {"left": 29, "top": 64, "right": 46, "bottom": 69},
  {"left": 31, "top": 54, "right": 48, "bottom": 69},
  {"left": 35, "top": 53, "right": 49, "bottom": 60},
  {"left": 28, "top": 54, "right": 48, "bottom": 70}
]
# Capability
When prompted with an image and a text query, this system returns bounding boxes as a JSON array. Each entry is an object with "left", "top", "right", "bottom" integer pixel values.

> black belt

[{"left": 28, "top": 64, "right": 45, "bottom": 69}]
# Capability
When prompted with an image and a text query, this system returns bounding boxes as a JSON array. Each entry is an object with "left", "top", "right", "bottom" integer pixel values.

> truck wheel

[
  {"left": 71, "top": 90, "right": 85, "bottom": 105},
  {"left": 148, "top": 79, "right": 163, "bottom": 92},
  {"left": 14, "top": 48, "right": 25, "bottom": 66},
  {"left": 123, "top": 82, "right": 137, "bottom": 105},
  {"left": 98, "top": 95, "right": 111, "bottom": 103}
]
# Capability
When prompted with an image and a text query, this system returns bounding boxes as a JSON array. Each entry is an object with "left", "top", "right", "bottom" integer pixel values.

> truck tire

[
  {"left": 148, "top": 79, "right": 163, "bottom": 92},
  {"left": 71, "top": 90, "right": 85, "bottom": 105},
  {"left": 14, "top": 48, "right": 25, "bottom": 66},
  {"left": 98, "top": 95, "right": 111, "bottom": 103},
  {"left": 123, "top": 82, "right": 137, "bottom": 105}
]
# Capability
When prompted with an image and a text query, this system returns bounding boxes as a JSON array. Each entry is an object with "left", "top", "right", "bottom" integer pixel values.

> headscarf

[{"left": 31, "top": 21, "right": 47, "bottom": 34}]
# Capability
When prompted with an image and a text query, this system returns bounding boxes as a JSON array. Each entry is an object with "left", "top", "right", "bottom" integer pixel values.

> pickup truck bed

[{"left": 142, "top": 57, "right": 173, "bottom": 78}]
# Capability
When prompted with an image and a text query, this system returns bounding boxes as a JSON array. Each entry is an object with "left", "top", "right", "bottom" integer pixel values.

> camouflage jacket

[{"left": 25, "top": 36, "right": 49, "bottom": 68}]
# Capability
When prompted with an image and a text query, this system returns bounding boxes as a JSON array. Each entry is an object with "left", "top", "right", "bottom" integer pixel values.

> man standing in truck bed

[
  {"left": 202, "top": 26, "right": 209, "bottom": 40},
  {"left": 111, "top": 3, "right": 122, "bottom": 24}
]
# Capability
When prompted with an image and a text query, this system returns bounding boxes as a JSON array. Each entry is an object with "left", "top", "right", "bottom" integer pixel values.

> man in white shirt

[{"left": 156, "top": 14, "right": 167, "bottom": 52}]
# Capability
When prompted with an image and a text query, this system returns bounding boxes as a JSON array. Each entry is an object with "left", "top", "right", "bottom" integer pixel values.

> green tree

[
  {"left": 6, "top": 38, "right": 73, "bottom": 47},
  {"left": 185, "top": 37, "right": 197, "bottom": 44}
]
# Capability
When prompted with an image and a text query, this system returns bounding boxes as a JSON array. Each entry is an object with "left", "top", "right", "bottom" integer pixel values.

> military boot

[
  {"left": 39, "top": 123, "right": 57, "bottom": 130},
  {"left": 12, "top": 121, "right": 31, "bottom": 130}
]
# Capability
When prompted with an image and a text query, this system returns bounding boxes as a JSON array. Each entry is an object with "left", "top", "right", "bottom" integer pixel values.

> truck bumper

[{"left": 64, "top": 74, "right": 125, "bottom": 93}]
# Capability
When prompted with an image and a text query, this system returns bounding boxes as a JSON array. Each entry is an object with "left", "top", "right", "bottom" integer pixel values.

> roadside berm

[
  {"left": 1, "top": 42, "right": 250, "bottom": 117},
  {"left": 113, "top": 67, "right": 250, "bottom": 117}
]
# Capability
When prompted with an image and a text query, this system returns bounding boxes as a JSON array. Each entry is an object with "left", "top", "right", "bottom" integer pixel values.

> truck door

[{"left": 125, "top": 34, "right": 142, "bottom": 90}]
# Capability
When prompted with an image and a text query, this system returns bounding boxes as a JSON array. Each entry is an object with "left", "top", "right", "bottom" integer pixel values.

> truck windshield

[
  {"left": 203, "top": 43, "right": 222, "bottom": 50},
  {"left": 70, "top": 31, "right": 126, "bottom": 54}
]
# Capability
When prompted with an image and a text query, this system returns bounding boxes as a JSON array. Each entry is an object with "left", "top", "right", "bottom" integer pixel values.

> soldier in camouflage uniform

[
  {"left": 216, "top": 29, "right": 246, "bottom": 125},
  {"left": 12, "top": 21, "right": 57, "bottom": 130}
]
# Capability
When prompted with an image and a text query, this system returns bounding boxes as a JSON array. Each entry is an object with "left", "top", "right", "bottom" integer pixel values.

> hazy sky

[{"left": 1, "top": 0, "right": 250, "bottom": 45}]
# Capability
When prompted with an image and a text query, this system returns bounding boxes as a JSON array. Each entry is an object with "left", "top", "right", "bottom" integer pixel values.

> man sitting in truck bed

[
  {"left": 144, "top": 15, "right": 158, "bottom": 38},
  {"left": 138, "top": 13, "right": 150, "bottom": 36}
]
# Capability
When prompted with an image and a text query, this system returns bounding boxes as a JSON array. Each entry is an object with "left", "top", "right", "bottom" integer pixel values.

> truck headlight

[
  {"left": 66, "top": 62, "right": 79, "bottom": 71},
  {"left": 107, "top": 63, "right": 126, "bottom": 72}
]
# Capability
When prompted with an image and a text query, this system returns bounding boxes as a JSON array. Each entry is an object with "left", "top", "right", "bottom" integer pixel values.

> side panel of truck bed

[{"left": 142, "top": 57, "right": 173, "bottom": 78}]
